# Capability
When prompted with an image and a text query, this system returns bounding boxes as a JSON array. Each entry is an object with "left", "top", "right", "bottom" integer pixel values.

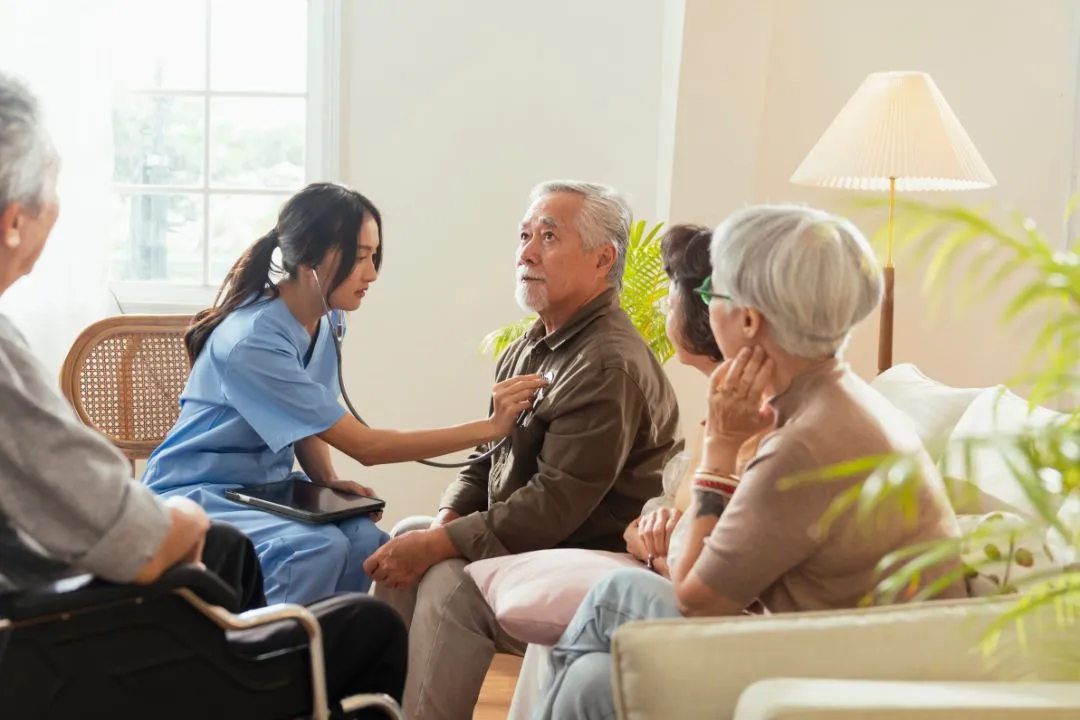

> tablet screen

[{"left": 233, "top": 479, "right": 383, "bottom": 516}]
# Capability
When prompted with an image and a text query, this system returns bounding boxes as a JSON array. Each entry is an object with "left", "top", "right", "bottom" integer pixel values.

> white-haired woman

[{"left": 531, "top": 204, "right": 966, "bottom": 720}]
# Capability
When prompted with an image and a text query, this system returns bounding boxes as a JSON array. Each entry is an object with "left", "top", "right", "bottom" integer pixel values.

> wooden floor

[{"left": 473, "top": 653, "right": 523, "bottom": 720}]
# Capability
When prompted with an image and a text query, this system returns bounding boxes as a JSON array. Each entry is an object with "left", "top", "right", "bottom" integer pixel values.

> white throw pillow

[
  {"left": 1045, "top": 491, "right": 1080, "bottom": 568},
  {"left": 944, "top": 386, "right": 1065, "bottom": 518},
  {"left": 870, "top": 364, "right": 984, "bottom": 462}
]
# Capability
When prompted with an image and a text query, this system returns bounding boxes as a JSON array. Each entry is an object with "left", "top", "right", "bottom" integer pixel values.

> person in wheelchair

[{"left": 0, "top": 71, "right": 406, "bottom": 718}]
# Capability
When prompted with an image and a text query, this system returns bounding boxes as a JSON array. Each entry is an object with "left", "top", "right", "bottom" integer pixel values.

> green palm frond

[
  {"left": 851, "top": 195, "right": 1080, "bottom": 407},
  {"left": 481, "top": 220, "right": 674, "bottom": 363},
  {"left": 620, "top": 220, "right": 674, "bottom": 364},
  {"left": 480, "top": 314, "right": 537, "bottom": 358}
]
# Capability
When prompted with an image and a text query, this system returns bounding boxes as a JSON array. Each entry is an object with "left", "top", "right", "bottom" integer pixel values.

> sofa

[{"left": 499, "top": 363, "right": 1080, "bottom": 719}]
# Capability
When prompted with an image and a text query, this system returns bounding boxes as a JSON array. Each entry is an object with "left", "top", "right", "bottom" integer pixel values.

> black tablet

[{"left": 224, "top": 479, "right": 385, "bottom": 524}]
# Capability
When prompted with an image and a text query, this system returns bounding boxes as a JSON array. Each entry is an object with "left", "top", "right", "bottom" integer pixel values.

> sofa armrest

[
  {"left": 610, "top": 597, "right": 1076, "bottom": 720},
  {"left": 734, "top": 679, "right": 1080, "bottom": 719}
]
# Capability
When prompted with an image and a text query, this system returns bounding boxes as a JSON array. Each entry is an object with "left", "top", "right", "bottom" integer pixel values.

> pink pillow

[{"left": 464, "top": 549, "right": 642, "bottom": 645}]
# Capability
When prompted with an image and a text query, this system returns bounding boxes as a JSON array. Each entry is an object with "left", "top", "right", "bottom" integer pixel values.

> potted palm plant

[
  {"left": 806, "top": 194, "right": 1080, "bottom": 663},
  {"left": 481, "top": 220, "right": 675, "bottom": 363}
]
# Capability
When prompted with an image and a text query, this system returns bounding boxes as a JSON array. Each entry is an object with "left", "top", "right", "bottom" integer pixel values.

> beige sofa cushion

[
  {"left": 734, "top": 679, "right": 1080, "bottom": 719},
  {"left": 611, "top": 597, "right": 1076, "bottom": 720}
]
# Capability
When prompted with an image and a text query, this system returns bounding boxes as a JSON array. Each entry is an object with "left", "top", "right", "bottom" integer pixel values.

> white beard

[{"left": 515, "top": 280, "right": 549, "bottom": 313}]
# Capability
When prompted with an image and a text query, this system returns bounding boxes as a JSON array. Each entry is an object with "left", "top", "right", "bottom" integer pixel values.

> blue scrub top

[{"left": 143, "top": 296, "right": 347, "bottom": 494}]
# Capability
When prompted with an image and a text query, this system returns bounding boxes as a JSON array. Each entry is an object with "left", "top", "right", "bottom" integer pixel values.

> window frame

[{"left": 110, "top": 0, "right": 342, "bottom": 314}]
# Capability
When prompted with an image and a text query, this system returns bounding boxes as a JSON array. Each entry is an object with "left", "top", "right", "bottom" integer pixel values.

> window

[{"left": 108, "top": 0, "right": 340, "bottom": 308}]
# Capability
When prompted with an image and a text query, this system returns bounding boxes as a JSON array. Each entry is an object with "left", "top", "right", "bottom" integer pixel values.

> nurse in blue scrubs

[{"left": 141, "top": 183, "right": 544, "bottom": 605}]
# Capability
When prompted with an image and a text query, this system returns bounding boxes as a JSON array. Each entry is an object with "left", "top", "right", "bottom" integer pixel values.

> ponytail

[{"left": 184, "top": 230, "right": 279, "bottom": 363}]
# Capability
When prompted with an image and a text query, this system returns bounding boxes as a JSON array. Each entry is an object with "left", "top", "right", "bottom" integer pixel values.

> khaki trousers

[{"left": 372, "top": 517, "right": 526, "bottom": 720}]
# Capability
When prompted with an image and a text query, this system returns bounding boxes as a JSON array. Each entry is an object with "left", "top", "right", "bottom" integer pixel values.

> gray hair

[
  {"left": 0, "top": 72, "right": 49, "bottom": 212},
  {"left": 529, "top": 180, "right": 633, "bottom": 291},
  {"left": 710, "top": 204, "right": 883, "bottom": 358}
]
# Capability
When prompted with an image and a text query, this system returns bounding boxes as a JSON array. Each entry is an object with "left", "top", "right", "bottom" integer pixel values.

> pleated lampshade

[{"left": 790, "top": 71, "right": 996, "bottom": 192}]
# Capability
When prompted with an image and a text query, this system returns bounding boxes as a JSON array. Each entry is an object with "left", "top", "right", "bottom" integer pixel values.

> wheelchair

[{"left": 0, "top": 565, "right": 403, "bottom": 719}]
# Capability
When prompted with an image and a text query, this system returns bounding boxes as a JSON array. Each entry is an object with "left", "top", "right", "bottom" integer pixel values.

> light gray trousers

[{"left": 372, "top": 516, "right": 526, "bottom": 720}]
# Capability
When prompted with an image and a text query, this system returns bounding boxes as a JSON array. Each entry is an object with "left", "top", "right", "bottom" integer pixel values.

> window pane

[
  {"left": 111, "top": 0, "right": 207, "bottom": 91},
  {"left": 209, "top": 97, "right": 305, "bottom": 189},
  {"left": 110, "top": 193, "right": 205, "bottom": 283},
  {"left": 208, "top": 194, "right": 286, "bottom": 285},
  {"left": 210, "top": 0, "right": 307, "bottom": 92},
  {"left": 113, "top": 94, "right": 205, "bottom": 186}
]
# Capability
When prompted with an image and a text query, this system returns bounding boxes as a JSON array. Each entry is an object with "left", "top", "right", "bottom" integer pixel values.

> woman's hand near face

[{"left": 702, "top": 346, "right": 775, "bottom": 472}]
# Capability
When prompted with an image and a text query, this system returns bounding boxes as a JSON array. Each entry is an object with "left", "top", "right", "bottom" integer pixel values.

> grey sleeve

[
  {"left": 0, "top": 324, "right": 169, "bottom": 583},
  {"left": 641, "top": 450, "right": 690, "bottom": 516}
]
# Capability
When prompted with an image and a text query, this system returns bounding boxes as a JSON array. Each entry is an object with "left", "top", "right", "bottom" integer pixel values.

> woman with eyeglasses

[
  {"left": 532, "top": 205, "right": 966, "bottom": 720},
  {"left": 140, "top": 183, "right": 545, "bottom": 605}
]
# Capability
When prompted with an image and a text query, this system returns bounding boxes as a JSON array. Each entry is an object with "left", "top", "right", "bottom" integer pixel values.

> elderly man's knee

[
  {"left": 417, "top": 558, "right": 470, "bottom": 596},
  {"left": 388, "top": 515, "right": 435, "bottom": 538},
  {"left": 414, "top": 559, "right": 487, "bottom": 621}
]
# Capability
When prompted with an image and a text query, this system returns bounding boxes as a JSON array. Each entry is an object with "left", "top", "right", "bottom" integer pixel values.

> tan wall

[{"left": 663, "top": 0, "right": 1080, "bottom": 427}]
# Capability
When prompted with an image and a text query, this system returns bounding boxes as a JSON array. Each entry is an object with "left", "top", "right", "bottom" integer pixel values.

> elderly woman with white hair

[{"left": 531, "top": 204, "right": 966, "bottom": 720}]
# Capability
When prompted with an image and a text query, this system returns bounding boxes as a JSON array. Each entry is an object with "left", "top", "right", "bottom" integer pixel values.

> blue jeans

[{"left": 533, "top": 568, "right": 681, "bottom": 720}]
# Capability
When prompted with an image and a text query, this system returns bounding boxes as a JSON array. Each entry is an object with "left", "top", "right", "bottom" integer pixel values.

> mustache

[{"left": 517, "top": 269, "right": 546, "bottom": 281}]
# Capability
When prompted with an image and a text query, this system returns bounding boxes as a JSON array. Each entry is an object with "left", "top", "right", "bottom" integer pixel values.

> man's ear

[{"left": 595, "top": 244, "right": 615, "bottom": 277}]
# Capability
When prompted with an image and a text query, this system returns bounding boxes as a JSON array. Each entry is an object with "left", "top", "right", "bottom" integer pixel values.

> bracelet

[
  {"left": 694, "top": 468, "right": 738, "bottom": 482},
  {"left": 692, "top": 473, "right": 738, "bottom": 497}
]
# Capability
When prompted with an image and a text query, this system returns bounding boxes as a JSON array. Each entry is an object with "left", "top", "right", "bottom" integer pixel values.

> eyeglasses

[{"left": 694, "top": 277, "right": 732, "bottom": 305}]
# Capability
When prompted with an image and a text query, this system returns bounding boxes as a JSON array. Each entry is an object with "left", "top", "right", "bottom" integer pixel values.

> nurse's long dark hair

[{"left": 185, "top": 182, "right": 383, "bottom": 363}]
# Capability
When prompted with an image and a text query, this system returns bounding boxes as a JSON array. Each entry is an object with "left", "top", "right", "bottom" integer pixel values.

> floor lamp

[{"left": 790, "top": 71, "right": 996, "bottom": 374}]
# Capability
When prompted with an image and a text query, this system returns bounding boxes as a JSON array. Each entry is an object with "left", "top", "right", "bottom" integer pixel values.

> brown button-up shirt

[{"left": 442, "top": 288, "right": 683, "bottom": 561}]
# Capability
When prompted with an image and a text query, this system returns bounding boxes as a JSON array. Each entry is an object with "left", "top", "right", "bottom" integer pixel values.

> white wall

[
  {"left": 338, "top": 0, "right": 1080, "bottom": 523},
  {"left": 338, "top": 0, "right": 666, "bottom": 525}
]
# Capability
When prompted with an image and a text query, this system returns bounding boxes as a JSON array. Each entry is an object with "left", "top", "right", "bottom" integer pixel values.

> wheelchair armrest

[{"left": 0, "top": 564, "right": 240, "bottom": 621}]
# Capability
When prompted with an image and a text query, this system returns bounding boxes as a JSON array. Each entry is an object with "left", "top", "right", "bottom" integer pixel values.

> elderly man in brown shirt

[{"left": 364, "top": 180, "right": 682, "bottom": 720}]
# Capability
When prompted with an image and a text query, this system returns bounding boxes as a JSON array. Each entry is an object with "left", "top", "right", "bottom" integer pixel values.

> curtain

[{"left": 0, "top": 1, "right": 116, "bottom": 378}]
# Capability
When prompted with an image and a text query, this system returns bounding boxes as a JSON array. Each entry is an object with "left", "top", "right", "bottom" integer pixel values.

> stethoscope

[{"left": 311, "top": 269, "right": 547, "bottom": 468}]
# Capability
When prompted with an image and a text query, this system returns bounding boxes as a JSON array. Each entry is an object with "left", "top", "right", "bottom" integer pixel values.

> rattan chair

[{"left": 59, "top": 314, "right": 193, "bottom": 470}]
